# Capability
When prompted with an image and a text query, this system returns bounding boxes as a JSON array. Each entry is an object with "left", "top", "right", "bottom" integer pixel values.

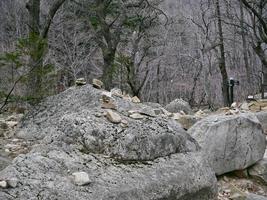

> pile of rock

[
  {"left": 229, "top": 100, "right": 267, "bottom": 113},
  {"left": 0, "top": 113, "right": 31, "bottom": 172},
  {"left": 0, "top": 80, "right": 267, "bottom": 199},
  {"left": 160, "top": 98, "right": 208, "bottom": 130},
  {"left": 0, "top": 84, "right": 218, "bottom": 200}
]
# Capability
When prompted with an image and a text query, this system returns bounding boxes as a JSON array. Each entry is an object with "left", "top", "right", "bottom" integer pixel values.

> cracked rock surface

[
  {"left": 188, "top": 114, "right": 266, "bottom": 175},
  {"left": 0, "top": 149, "right": 217, "bottom": 200}
]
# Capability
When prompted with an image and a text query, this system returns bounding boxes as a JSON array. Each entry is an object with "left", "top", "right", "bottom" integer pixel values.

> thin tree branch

[{"left": 41, "top": 0, "right": 67, "bottom": 38}]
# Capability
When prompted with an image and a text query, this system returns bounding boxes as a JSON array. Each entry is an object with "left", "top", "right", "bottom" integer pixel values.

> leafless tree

[
  {"left": 25, "top": 0, "right": 66, "bottom": 98},
  {"left": 241, "top": 0, "right": 267, "bottom": 75}
]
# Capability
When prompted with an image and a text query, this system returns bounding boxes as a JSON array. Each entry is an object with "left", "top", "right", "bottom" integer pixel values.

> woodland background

[{"left": 0, "top": 0, "right": 266, "bottom": 110}]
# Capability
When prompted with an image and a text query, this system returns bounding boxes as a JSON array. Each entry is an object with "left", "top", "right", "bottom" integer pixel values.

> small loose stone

[
  {"left": 72, "top": 172, "right": 91, "bottom": 186},
  {"left": 7, "top": 178, "right": 18, "bottom": 188},
  {"left": 92, "top": 79, "right": 103, "bottom": 89},
  {"left": 0, "top": 181, "right": 7, "bottom": 188},
  {"left": 132, "top": 96, "right": 141, "bottom": 103},
  {"left": 129, "top": 113, "right": 144, "bottom": 120},
  {"left": 106, "top": 110, "right": 121, "bottom": 124}
]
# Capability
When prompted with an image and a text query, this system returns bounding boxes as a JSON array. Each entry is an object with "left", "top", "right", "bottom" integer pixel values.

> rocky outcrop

[
  {"left": 0, "top": 84, "right": 218, "bottom": 199},
  {"left": 188, "top": 113, "right": 266, "bottom": 175},
  {"left": 165, "top": 98, "right": 193, "bottom": 114}
]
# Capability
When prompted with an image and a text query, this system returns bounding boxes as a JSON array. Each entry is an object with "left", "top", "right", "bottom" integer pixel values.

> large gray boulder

[
  {"left": 0, "top": 148, "right": 217, "bottom": 200},
  {"left": 188, "top": 113, "right": 266, "bottom": 175},
  {"left": 165, "top": 98, "right": 193, "bottom": 114},
  {"left": 255, "top": 111, "right": 267, "bottom": 133},
  {"left": 57, "top": 112, "right": 198, "bottom": 161},
  {"left": 0, "top": 85, "right": 218, "bottom": 199}
]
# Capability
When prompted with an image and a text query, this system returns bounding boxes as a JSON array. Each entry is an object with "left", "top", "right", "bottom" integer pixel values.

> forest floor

[{"left": 217, "top": 150, "right": 267, "bottom": 199}]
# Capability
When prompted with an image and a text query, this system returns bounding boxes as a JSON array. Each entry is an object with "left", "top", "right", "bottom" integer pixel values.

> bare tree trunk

[
  {"left": 26, "top": 0, "right": 42, "bottom": 99},
  {"left": 156, "top": 62, "right": 160, "bottom": 103},
  {"left": 239, "top": 0, "right": 251, "bottom": 86},
  {"left": 241, "top": 0, "right": 267, "bottom": 82},
  {"left": 26, "top": 0, "right": 66, "bottom": 100},
  {"left": 189, "top": 63, "right": 203, "bottom": 106},
  {"left": 101, "top": 48, "right": 116, "bottom": 90},
  {"left": 254, "top": 42, "right": 267, "bottom": 73},
  {"left": 95, "top": 1, "right": 119, "bottom": 90},
  {"left": 26, "top": 0, "right": 40, "bottom": 35},
  {"left": 125, "top": 37, "right": 150, "bottom": 98},
  {"left": 215, "top": 0, "right": 230, "bottom": 106}
]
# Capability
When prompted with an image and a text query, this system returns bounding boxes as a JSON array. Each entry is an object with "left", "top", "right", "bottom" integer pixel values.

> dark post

[
  {"left": 261, "top": 71, "right": 264, "bottom": 99},
  {"left": 229, "top": 78, "right": 234, "bottom": 106},
  {"left": 262, "top": 71, "right": 267, "bottom": 99},
  {"left": 228, "top": 77, "right": 239, "bottom": 106}
]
